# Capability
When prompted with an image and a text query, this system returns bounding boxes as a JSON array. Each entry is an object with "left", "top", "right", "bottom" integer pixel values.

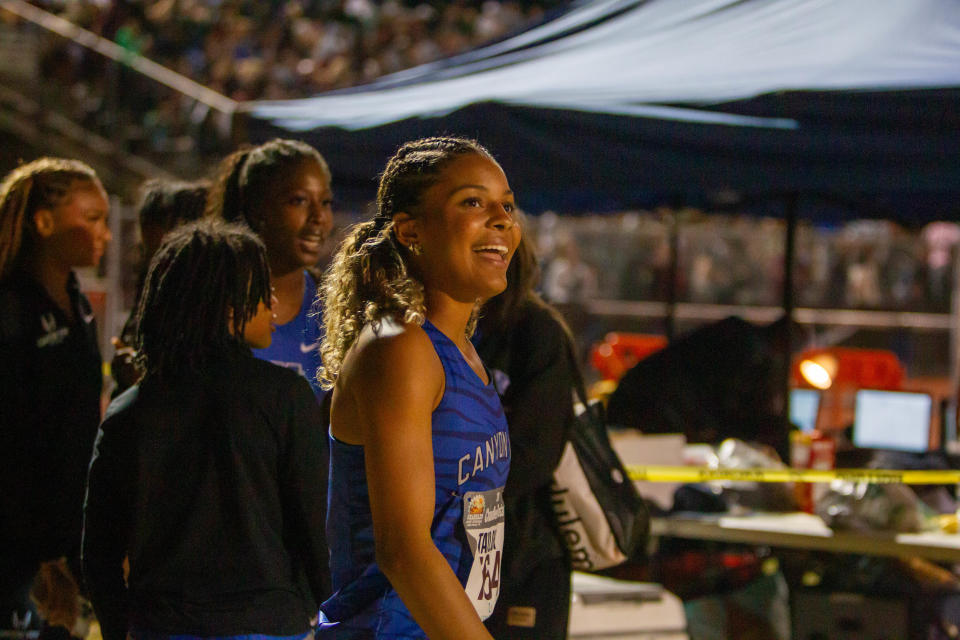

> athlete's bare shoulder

[
  {"left": 338, "top": 318, "right": 444, "bottom": 406},
  {"left": 352, "top": 319, "right": 433, "bottom": 369}
]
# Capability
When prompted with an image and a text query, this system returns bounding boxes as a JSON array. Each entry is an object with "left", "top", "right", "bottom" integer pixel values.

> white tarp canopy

[{"left": 250, "top": 0, "right": 960, "bottom": 132}]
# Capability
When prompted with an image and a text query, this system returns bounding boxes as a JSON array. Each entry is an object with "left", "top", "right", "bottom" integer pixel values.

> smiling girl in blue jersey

[
  {"left": 207, "top": 139, "right": 334, "bottom": 398},
  {"left": 317, "top": 137, "right": 520, "bottom": 640}
]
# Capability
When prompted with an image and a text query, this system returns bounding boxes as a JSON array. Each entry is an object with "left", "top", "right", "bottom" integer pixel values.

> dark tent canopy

[{"left": 245, "top": 0, "right": 960, "bottom": 220}]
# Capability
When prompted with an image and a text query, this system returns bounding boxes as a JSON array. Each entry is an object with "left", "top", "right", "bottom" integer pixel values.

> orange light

[
  {"left": 799, "top": 354, "right": 838, "bottom": 389},
  {"left": 792, "top": 347, "right": 904, "bottom": 391}
]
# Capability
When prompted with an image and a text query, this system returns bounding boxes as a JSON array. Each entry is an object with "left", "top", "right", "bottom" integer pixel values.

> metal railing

[
  {"left": 1, "top": 0, "right": 237, "bottom": 114},
  {"left": 0, "top": 0, "right": 241, "bottom": 185},
  {"left": 587, "top": 299, "right": 954, "bottom": 330}
]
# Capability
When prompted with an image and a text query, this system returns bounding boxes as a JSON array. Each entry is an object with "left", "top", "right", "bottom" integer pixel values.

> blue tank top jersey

[
  {"left": 318, "top": 320, "right": 510, "bottom": 639},
  {"left": 252, "top": 270, "right": 324, "bottom": 397}
]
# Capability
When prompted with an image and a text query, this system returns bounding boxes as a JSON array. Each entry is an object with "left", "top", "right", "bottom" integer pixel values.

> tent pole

[
  {"left": 666, "top": 208, "right": 679, "bottom": 340},
  {"left": 950, "top": 247, "right": 960, "bottom": 442},
  {"left": 782, "top": 194, "right": 798, "bottom": 444},
  {"left": 783, "top": 194, "right": 797, "bottom": 325}
]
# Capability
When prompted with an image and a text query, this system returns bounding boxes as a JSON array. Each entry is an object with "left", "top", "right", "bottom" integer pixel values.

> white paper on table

[
  {"left": 609, "top": 431, "right": 686, "bottom": 510},
  {"left": 718, "top": 512, "right": 834, "bottom": 537}
]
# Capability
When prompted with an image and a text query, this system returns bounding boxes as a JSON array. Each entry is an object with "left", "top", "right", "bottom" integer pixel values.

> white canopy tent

[{"left": 250, "top": 0, "right": 960, "bottom": 132}]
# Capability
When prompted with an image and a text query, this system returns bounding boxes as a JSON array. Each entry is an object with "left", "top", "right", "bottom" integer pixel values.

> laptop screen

[
  {"left": 789, "top": 388, "right": 821, "bottom": 433},
  {"left": 853, "top": 390, "right": 933, "bottom": 453}
]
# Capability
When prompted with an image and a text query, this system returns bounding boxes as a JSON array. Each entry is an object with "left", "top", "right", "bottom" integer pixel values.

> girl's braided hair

[
  {"left": 206, "top": 138, "right": 330, "bottom": 231},
  {"left": 0, "top": 158, "right": 99, "bottom": 279},
  {"left": 135, "top": 218, "right": 271, "bottom": 379},
  {"left": 318, "top": 136, "right": 493, "bottom": 389}
]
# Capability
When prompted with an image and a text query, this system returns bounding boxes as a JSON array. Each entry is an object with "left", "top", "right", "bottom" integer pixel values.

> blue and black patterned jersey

[{"left": 319, "top": 320, "right": 510, "bottom": 639}]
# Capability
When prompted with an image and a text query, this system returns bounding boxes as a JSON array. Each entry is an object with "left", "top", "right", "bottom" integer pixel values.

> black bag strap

[
  {"left": 557, "top": 330, "right": 651, "bottom": 564},
  {"left": 560, "top": 332, "right": 590, "bottom": 409}
]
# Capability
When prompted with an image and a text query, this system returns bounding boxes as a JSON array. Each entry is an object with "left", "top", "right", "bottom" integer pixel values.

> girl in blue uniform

[
  {"left": 317, "top": 137, "right": 520, "bottom": 640},
  {"left": 207, "top": 138, "right": 334, "bottom": 397}
]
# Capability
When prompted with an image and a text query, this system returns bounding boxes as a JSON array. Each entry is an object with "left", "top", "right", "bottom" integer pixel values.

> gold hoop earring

[{"left": 408, "top": 242, "right": 423, "bottom": 256}]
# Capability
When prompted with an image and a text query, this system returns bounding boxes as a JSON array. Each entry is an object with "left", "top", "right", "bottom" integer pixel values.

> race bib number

[{"left": 461, "top": 488, "right": 505, "bottom": 620}]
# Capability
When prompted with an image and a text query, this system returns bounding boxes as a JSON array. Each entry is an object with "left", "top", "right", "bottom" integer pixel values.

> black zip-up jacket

[
  {"left": 475, "top": 302, "right": 577, "bottom": 640},
  {"left": 475, "top": 302, "right": 575, "bottom": 563},
  {"left": 82, "top": 350, "right": 330, "bottom": 640},
  {"left": 0, "top": 270, "right": 102, "bottom": 576}
]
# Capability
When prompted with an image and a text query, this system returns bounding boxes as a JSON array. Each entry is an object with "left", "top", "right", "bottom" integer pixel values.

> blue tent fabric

[{"left": 245, "top": 0, "right": 960, "bottom": 218}]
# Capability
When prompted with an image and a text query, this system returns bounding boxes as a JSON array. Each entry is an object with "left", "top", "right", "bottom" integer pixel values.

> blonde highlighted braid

[
  {"left": 0, "top": 158, "right": 98, "bottom": 279},
  {"left": 317, "top": 136, "right": 491, "bottom": 389},
  {"left": 317, "top": 219, "right": 427, "bottom": 389}
]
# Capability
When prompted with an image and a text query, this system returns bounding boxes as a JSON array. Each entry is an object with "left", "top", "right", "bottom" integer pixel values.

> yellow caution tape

[{"left": 625, "top": 466, "right": 960, "bottom": 485}]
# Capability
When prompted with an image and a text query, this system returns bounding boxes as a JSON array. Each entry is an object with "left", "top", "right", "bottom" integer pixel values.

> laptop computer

[{"left": 852, "top": 389, "right": 933, "bottom": 453}]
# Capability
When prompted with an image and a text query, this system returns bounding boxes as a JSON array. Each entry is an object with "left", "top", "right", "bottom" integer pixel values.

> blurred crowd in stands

[
  {"left": 2, "top": 1, "right": 564, "bottom": 171},
  {"left": 525, "top": 210, "right": 960, "bottom": 313},
  {"left": 518, "top": 211, "right": 960, "bottom": 377},
  {"left": 34, "top": 0, "right": 560, "bottom": 100}
]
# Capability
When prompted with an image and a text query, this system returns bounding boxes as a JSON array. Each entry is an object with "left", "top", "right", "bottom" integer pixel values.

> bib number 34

[{"left": 462, "top": 488, "right": 505, "bottom": 620}]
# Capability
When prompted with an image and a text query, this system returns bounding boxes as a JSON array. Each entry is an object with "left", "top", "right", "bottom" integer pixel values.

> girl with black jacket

[
  {"left": 0, "top": 157, "right": 111, "bottom": 640},
  {"left": 475, "top": 230, "right": 578, "bottom": 640},
  {"left": 83, "top": 219, "right": 330, "bottom": 640}
]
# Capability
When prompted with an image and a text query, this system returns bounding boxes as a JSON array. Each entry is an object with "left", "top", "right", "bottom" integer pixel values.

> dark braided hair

[
  {"left": 206, "top": 138, "right": 330, "bottom": 231},
  {"left": 135, "top": 218, "right": 271, "bottom": 379},
  {"left": 374, "top": 136, "right": 494, "bottom": 226},
  {"left": 137, "top": 178, "right": 209, "bottom": 235},
  {"left": 0, "top": 157, "right": 99, "bottom": 279},
  {"left": 118, "top": 179, "right": 212, "bottom": 349},
  {"left": 318, "top": 136, "right": 494, "bottom": 388}
]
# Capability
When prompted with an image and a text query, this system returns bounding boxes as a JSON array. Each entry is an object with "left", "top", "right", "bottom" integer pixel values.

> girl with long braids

[
  {"left": 83, "top": 219, "right": 330, "bottom": 640},
  {"left": 316, "top": 137, "right": 520, "bottom": 639},
  {"left": 0, "top": 158, "right": 110, "bottom": 639},
  {"left": 207, "top": 138, "right": 333, "bottom": 397}
]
